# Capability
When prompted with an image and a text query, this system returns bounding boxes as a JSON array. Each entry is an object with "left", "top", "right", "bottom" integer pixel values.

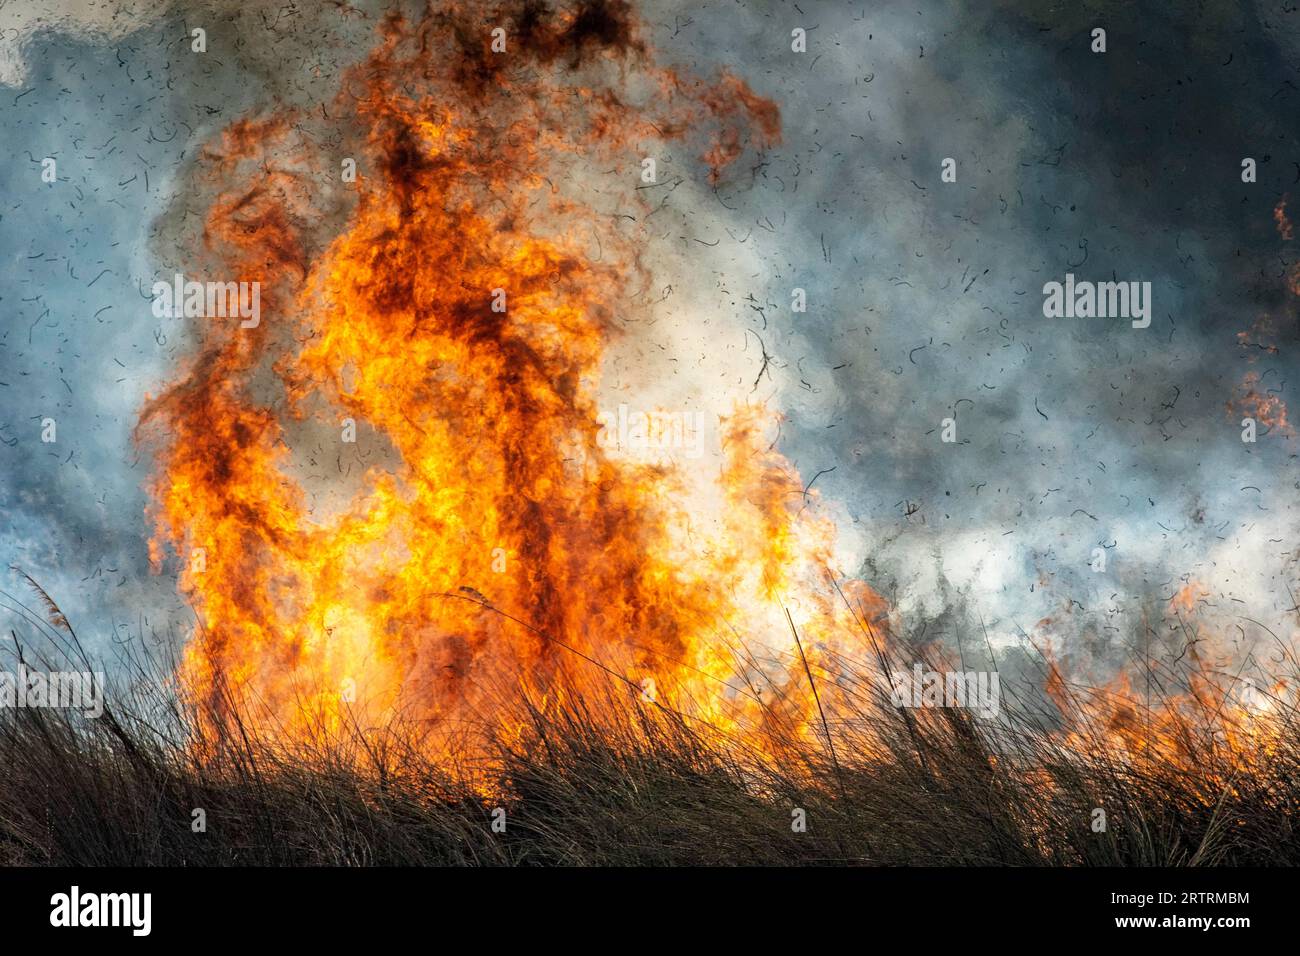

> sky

[{"left": 2, "top": 0, "right": 1299, "bottom": 680}]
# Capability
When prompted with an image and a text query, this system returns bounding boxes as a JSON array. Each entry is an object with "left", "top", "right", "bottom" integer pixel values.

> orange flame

[
  {"left": 137, "top": 3, "right": 884, "bottom": 756},
  {"left": 1274, "top": 194, "right": 1293, "bottom": 241},
  {"left": 1228, "top": 370, "right": 1293, "bottom": 437}
]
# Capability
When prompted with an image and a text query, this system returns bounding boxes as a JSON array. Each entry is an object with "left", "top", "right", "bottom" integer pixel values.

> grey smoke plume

[
  {"left": 647, "top": 0, "right": 1300, "bottom": 678},
  {"left": 2, "top": 0, "right": 1297, "bottom": 684}
]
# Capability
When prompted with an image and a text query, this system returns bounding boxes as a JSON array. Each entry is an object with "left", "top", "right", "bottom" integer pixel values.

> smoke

[
  {"left": 0, "top": 0, "right": 175, "bottom": 87},
  {"left": 2, "top": 0, "right": 1299, "bottom": 683},
  {"left": 0, "top": 0, "right": 371, "bottom": 636},
  {"left": 638, "top": 0, "right": 1300, "bottom": 673}
]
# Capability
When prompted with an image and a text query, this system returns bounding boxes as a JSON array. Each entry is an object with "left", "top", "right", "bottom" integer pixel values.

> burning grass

[
  {"left": 1, "top": 585, "right": 1297, "bottom": 867},
  {"left": 5, "top": 0, "right": 1296, "bottom": 869}
]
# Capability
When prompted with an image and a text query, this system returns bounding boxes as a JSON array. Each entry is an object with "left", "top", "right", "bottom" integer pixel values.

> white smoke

[{"left": 0, "top": 0, "right": 175, "bottom": 87}]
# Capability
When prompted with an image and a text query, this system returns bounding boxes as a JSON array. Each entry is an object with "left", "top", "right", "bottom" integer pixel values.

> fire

[
  {"left": 1228, "top": 370, "right": 1293, "bottom": 437},
  {"left": 1037, "top": 593, "right": 1293, "bottom": 792},
  {"left": 1274, "top": 194, "right": 1293, "bottom": 241},
  {"left": 1168, "top": 580, "right": 1209, "bottom": 617},
  {"left": 133, "top": 2, "right": 1289, "bottom": 786},
  {"left": 1228, "top": 192, "right": 1300, "bottom": 433},
  {"left": 137, "top": 2, "right": 884, "bottom": 757}
]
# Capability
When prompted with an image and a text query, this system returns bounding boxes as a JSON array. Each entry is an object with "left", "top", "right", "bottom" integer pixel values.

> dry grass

[{"left": 0, "top": 585, "right": 1297, "bottom": 866}]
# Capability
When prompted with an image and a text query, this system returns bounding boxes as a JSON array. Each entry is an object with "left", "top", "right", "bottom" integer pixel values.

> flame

[
  {"left": 1228, "top": 370, "right": 1293, "bottom": 437},
  {"left": 134, "top": 2, "right": 1292, "bottom": 790},
  {"left": 1038, "top": 593, "right": 1293, "bottom": 791},
  {"left": 1057, "top": 664, "right": 1293, "bottom": 789},
  {"left": 1168, "top": 580, "right": 1209, "bottom": 617},
  {"left": 137, "top": 2, "right": 884, "bottom": 758},
  {"left": 1228, "top": 194, "right": 1300, "bottom": 433},
  {"left": 1274, "top": 194, "right": 1293, "bottom": 241}
]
